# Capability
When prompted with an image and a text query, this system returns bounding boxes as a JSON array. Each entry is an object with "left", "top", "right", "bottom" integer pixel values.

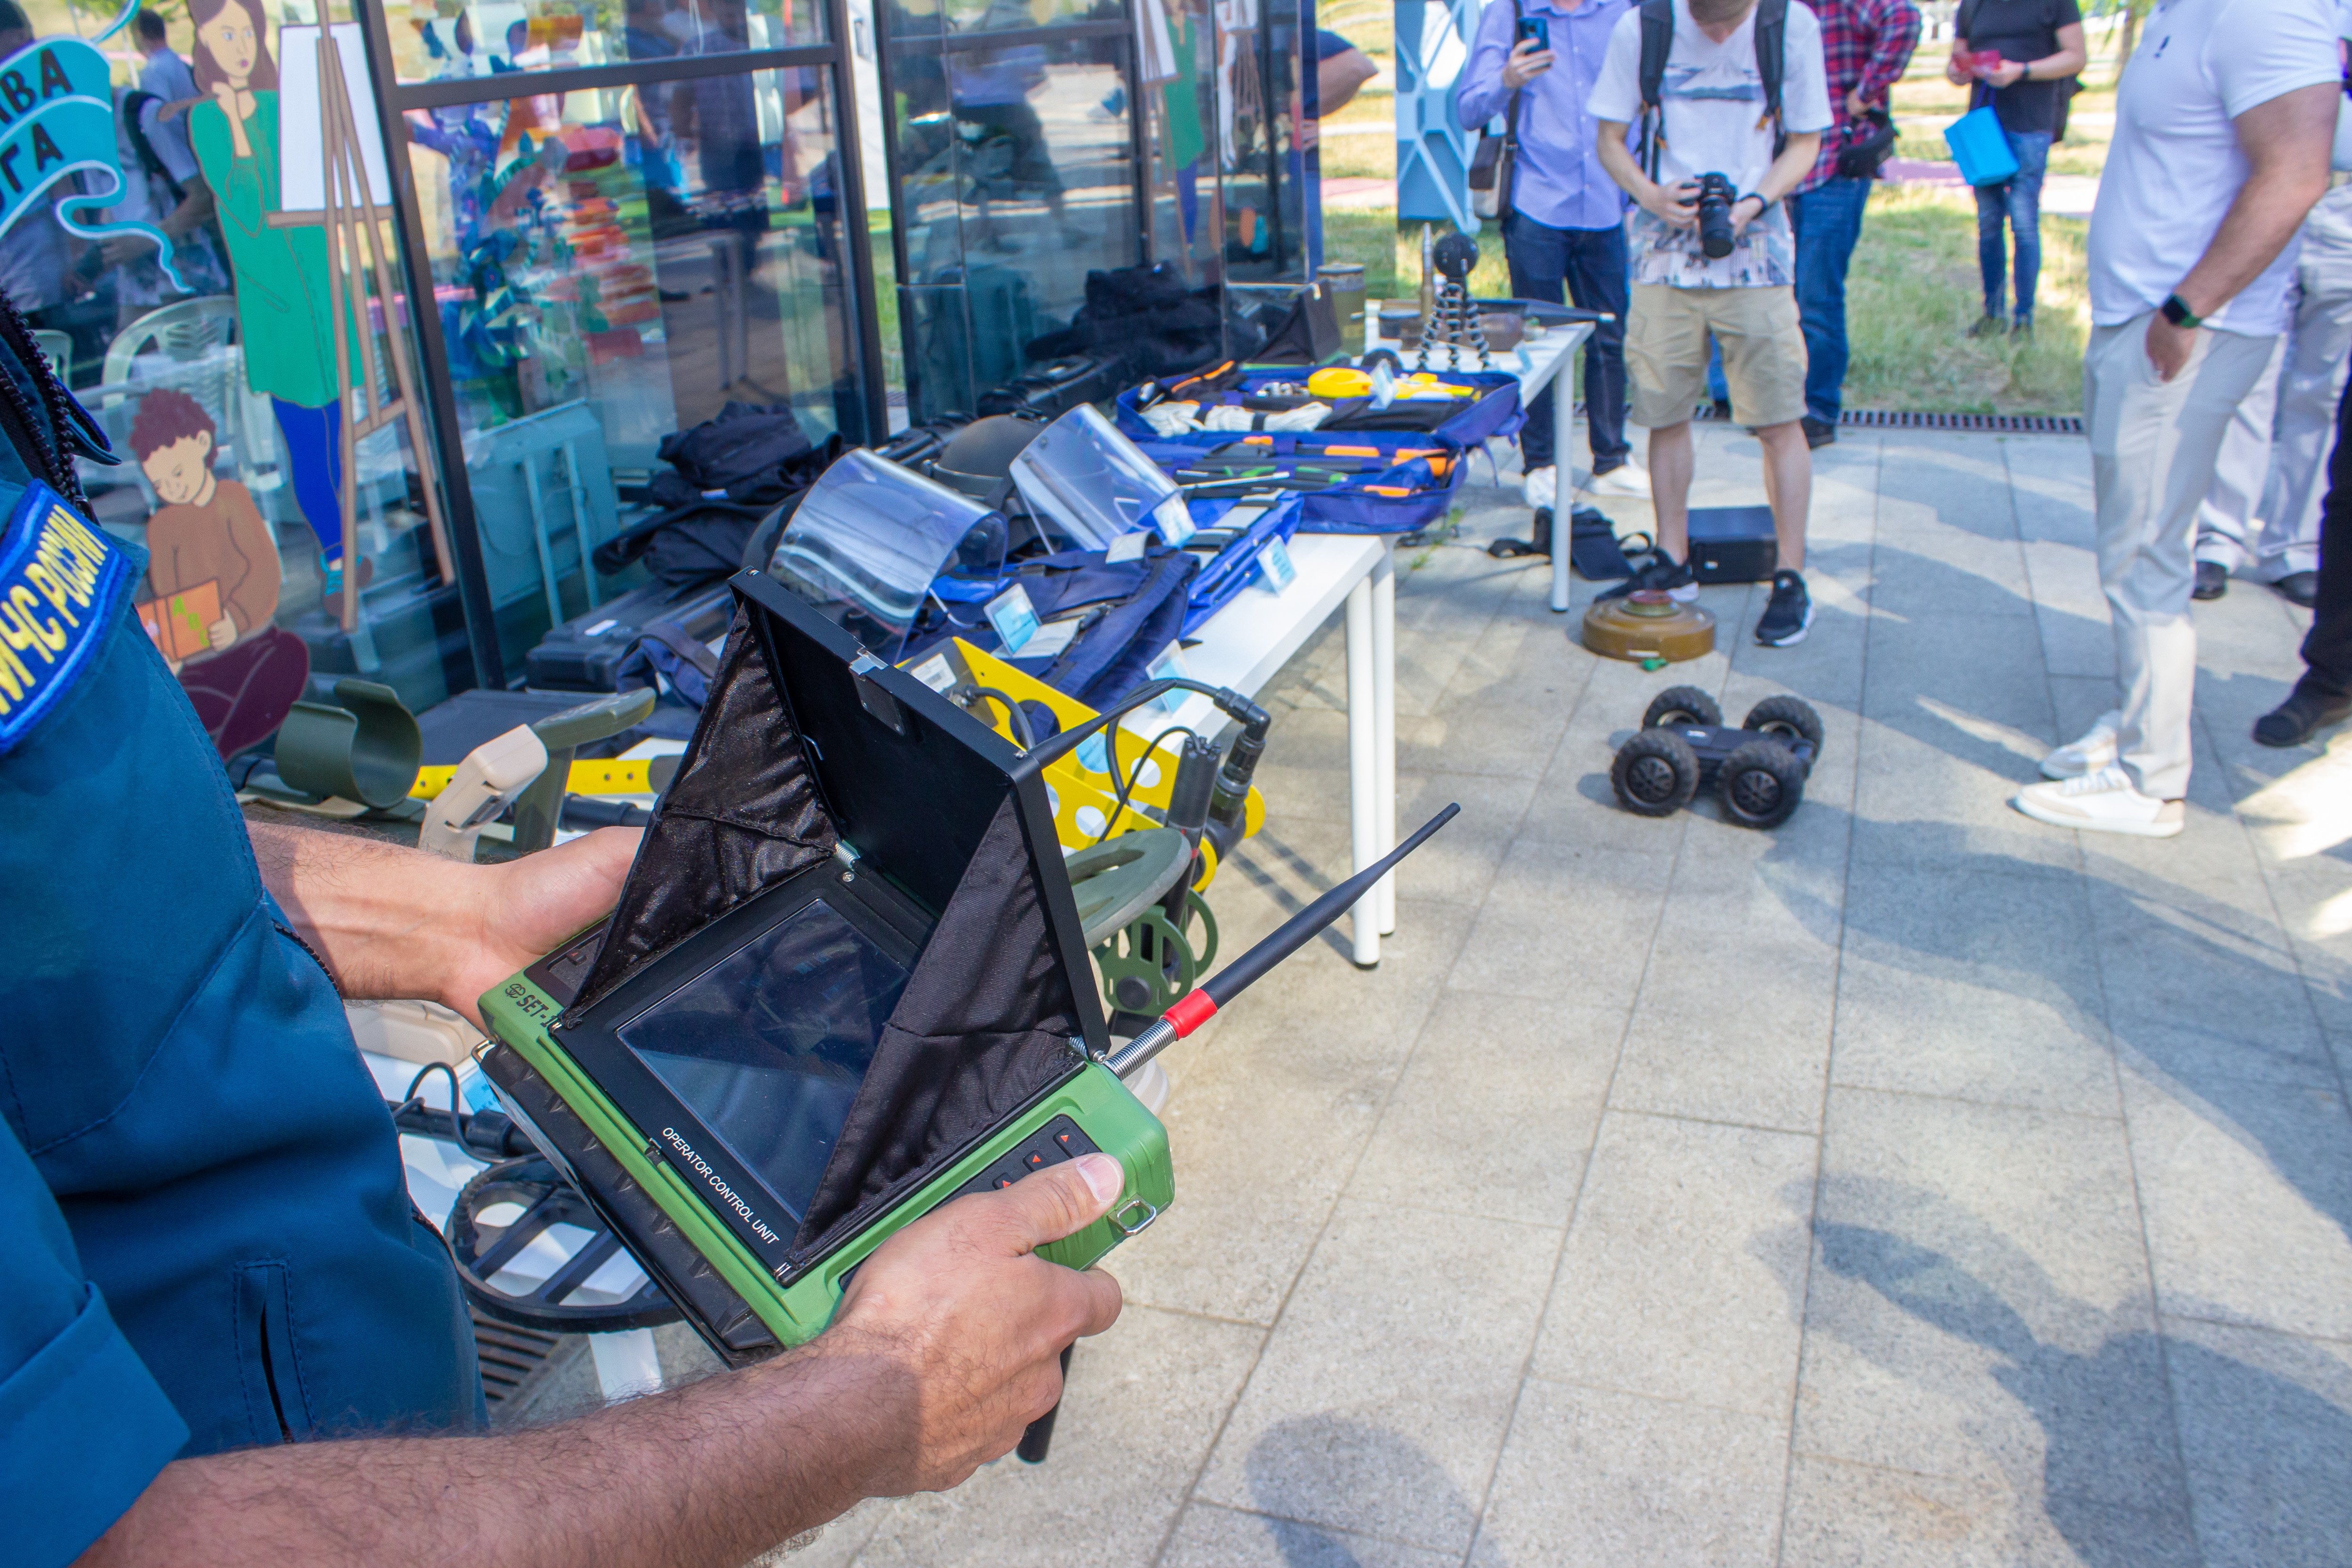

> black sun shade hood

[{"left": 562, "top": 569, "right": 1112, "bottom": 1257}]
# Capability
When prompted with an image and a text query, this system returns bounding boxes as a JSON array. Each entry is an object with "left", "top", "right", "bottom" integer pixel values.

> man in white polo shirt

[{"left": 2014, "top": 0, "right": 2339, "bottom": 837}]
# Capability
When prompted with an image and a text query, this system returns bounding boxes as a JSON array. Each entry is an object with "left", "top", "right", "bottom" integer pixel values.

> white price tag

[
  {"left": 1255, "top": 537, "right": 1297, "bottom": 594},
  {"left": 1105, "top": 531, "right": 1150, "bottom": 564},
  {"left": 1022, "top": 616, "right": 1083, "bottom": 660},
  {"left": 985, "top": 583, "right": 1041, "bottom": 654},
  {"left": 909, "top": 653, "right": 957, "bottom": 692},
  {"left": 1152, "top": 494, "right": 1198, "bottom": 546}
]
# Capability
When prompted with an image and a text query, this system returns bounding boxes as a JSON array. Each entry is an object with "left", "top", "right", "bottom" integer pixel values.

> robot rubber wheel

[
  {"left": 1643, "top": 685, "right": 1723, "bottom": 730},
  {"left": 1741, "top": 694, "right": 1825, "bottom": 758},
  {"left": 1612, "top": 728, "right": 1700, "bottom": 816},
  {"left": 1717, "top": 739, "right": 1807, "bottom": 829}
]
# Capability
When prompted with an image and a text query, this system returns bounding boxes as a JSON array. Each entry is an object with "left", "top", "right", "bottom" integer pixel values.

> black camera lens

[{"left": 1694, "top": 173, "right": 1738, "bottom": 260}]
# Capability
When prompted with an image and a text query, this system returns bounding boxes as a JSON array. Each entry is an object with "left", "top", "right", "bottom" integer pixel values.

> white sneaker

[
  {"left": 2012, "top": 765, "right": 2184, "bottom": 838},
  {"left": 1522, "top": 465, "right": 1557, "bottom": 510},
  {"left": 2039, "top": 709, "right": 2121, "bottom": 780},
  {"left": 1586, "top": 462, "right": 1653, "bottom": 499}
]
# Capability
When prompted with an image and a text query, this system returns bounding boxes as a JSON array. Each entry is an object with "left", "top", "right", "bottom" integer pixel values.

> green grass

[{"left": 1844, "top": 184, "right": 2088, "bottom": 415}]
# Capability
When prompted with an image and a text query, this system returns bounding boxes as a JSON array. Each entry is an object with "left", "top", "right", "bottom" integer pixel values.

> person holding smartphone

[
  {"left": 1459, "top": 0, "right": 1650, "bottom": 517},
  {"left": 1946, "top": 0, "right": 2087, "bottom": 337}
]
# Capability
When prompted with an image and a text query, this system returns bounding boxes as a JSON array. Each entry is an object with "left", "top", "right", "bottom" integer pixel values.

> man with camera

[
  {"left": 1458, "top": 0, "right": 1648, "bottom": 514},
  {"left": 1791, "top": 0, "right": 1922, "bottom": 448},
  {"left": 2014, "top": 0, "right": 2339, "bottom": 837},
  {"left": 1591, "top": 0, "right": 1835, "bottom": 646}
]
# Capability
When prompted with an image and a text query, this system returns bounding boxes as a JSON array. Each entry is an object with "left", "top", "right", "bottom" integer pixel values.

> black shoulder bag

[{"left": 1469, "top": 0, "right": 1526, "bottom": 220}]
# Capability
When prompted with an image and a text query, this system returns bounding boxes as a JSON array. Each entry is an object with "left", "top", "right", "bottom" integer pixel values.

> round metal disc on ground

[{"left": 1581, "top": 592, "right": 1716, "bottom": 664}]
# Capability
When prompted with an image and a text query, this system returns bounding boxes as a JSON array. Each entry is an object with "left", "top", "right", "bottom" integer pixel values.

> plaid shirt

[{"left": 1798, "top": 0, "right": 1923, "bottom": 192}]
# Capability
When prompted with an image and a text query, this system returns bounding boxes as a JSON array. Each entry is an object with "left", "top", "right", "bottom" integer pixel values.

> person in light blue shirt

[{"left": 1459, "top": 0, "right": 1648, "bottom": 509}]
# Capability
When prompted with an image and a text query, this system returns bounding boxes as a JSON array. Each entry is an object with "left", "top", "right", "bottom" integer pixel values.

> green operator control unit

[{"left": 474, "top": 572, "right": 1173, "bottom": 1365}]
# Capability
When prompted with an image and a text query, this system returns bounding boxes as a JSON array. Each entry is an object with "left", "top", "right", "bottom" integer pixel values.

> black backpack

[
  {"left": 121, "top": 91, "right": 187, "bottom": 204},
  {"left": 1637, "top": 0, "right": 1788, "bottom": 179}
]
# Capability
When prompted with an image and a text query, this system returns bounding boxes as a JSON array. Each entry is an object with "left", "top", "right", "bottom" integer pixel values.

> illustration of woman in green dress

[{"left": 187, "top": 0, "right": 365, "bottom": 589}]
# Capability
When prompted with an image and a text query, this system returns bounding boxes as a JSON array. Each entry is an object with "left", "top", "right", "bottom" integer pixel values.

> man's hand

[
  {"left": 815, "top": 1154, "right": 1128, "bottom": 1495},
  {"left": 1729, "top": 192, "right": 1766, "bottom": 240},
  {"left": 1641, "top": 177, "right": 1700, "bottom": 229},
  {"left": 79, "top": 1157, "right": 1130, "bottom": 1568},
  {"left": 249, "top": 820, "right": 640, "bottom": 1025},
  {"left": 1502, "top": 38, "right": 1552, "bottom": 89},
  {"left": 1982, "top": 59, "right": 2026, "bottom": 88},
  {"left": 443, "top": 827, "right": 639, "bottom": 1021},
  {"left": 2145, "top": 315, "right": 2199, "bottom": 382}
]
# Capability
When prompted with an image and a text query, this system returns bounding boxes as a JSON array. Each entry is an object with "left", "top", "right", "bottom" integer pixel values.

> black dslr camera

[{"left": 1692, "top": 173, "right": 1740, "bottom": 259}]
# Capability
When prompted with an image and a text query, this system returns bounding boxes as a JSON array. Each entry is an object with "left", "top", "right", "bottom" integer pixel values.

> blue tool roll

[
  {"left": 1181, "top": 492, "right": 1303, "bottom": 635},
  {"left": 1127, "top": 428, "right": 1468, "bottom": 535},
  {"left": 1114, "top": 367, "right": 1524, "bottom": 450}
]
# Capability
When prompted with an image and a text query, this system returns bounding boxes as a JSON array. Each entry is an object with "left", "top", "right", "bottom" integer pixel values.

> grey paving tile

[
  {"left": 1532, "top": 1110, "right": 1818, "bottom": 1417},
  {"left": 1386, "top": 770, "right": 1536, "bottom": 908},
  {"left": 2160, "top": 1314, "right": 2352, "bottom": 1568},
  {"left": 1796, "top": 1088, "right": 2191, "bottom": 1551},
  {"left": 1778, "top": 1455, "right": 2130, "bottom": 1567},
  {"left": 1192, "top": 1200, "right": 1557, "bottom": 1553},
  {"left": 1160, "top": 1502, "right": 1477, "bottom": 1568},
  {"left": 2118, "top": 1064, "right": 2352, "bottom": 1342},
  {"left": 2018, "top": 537, "right": 2115, "bottom": 680},
  {"left": 1348, "top": 993, "right": 1620, "bottom": 1227},
  {"left": 1446, "top": 839, "right": 1678, "bottom": 1011},
  {"left": 1477, "top": 1380, "right": 1786, "bottom": 1568},
  {"left": 1832, "top": 862, "right": 2120, "bottom": 1116},
  {"left": 849, "top": 1306, "right": 1263, "bottom": 1568}
]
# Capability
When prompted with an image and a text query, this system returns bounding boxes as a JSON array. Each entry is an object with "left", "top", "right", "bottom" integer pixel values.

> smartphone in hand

[{"left": 1516, "top": 16, "right": 1549, "bottom": 50}]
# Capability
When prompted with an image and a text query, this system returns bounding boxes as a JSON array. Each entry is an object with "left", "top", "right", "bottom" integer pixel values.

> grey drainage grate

[
  {"left": 1684, "top": 403, "right": 2084, "bottom": 435},
  {"left": 473, "top": 1310, "right": 566, "bottom": 1408}
]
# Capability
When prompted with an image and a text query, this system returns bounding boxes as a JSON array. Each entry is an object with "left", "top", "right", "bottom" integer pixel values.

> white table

[
  {"left": 1125, "top": 533, "right": 1397, "bottom": 966},
  {"left": 1363, "top": 306, "right": 1596, "bottom": 614}
]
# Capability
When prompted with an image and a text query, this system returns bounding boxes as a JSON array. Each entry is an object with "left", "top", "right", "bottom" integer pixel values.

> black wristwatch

[{"left": 2161, "top": 293, "right": 2203, "bottom": 329}]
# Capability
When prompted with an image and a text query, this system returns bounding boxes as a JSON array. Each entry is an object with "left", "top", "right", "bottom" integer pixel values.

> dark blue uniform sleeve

[{"left": 1, "top": 1122, "right": 189, "bottom": 1568}]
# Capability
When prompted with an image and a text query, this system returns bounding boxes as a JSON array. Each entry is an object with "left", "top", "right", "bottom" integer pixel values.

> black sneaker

[
  {"left": 1801, "top": 415, "right": 1836, "bottom": 449},
  {"left": 1967, "top": 315, "right": 2007, "bottom": 339},
  {"left": 2253, "top": 684, "right": 2352, "bottom": 747},
  {"left": 1756, "top": 569, "right": 1812, "bottom": 646},
  {"left": 1597, "top": 553, "right": 1699, "bottom": 603},
  {"left": 2272, "top": 571, "right": 2320, "bottom": 608},
  {"left": 2193, "top": 561, "right": 2229, "bottom": 600}
]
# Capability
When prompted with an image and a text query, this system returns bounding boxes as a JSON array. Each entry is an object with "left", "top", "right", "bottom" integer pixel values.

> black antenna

[{"left": 1105, "top": 804, "right": 1460, "bottom": 1075}]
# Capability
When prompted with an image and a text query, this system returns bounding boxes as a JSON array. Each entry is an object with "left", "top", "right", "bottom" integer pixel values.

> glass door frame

[
  {"left": 869, "top": 5, "right": 1154, "bottom": 422},
  {"left": 355, "top": 0, "right": 890, "bottom": 688}
]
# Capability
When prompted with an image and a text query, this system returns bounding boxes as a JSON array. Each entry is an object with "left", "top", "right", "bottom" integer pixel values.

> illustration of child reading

[
  {"left": 133, "top": 389, "right": 311, "bottom": 758},
  {"left": 186, "top": 0, "right": 367, "bottom": 592}
]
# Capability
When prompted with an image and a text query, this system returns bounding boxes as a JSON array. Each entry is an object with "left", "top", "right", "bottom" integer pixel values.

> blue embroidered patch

[{"left": 0, "top": 482, "right": 134, "bottom": 756}]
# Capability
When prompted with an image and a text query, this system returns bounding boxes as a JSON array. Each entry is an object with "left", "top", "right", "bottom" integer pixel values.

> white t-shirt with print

[
  {"left": 1588, "top": 0, "right": 1834, "bottom": 288},
  {"left": 2088, "top": 0, "right": 2339, "bottom": 333}
]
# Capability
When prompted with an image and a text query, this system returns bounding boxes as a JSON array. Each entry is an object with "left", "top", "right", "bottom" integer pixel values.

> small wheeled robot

[{"left": 1610, "top": 687, "right": 1824, "bottom": 829}]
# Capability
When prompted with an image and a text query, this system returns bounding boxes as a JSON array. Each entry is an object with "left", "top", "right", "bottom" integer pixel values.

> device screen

[
  {"left": 1517, "top": 16, "right": 1548, "bottom": 47},
  {"left": 619, "top": 898, "right": 911, "bottom": 1223}
]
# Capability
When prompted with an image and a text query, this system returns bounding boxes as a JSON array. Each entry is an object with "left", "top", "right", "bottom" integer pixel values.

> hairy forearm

[
  {"left": 2177, "top": 90, "right": 2337, "bottom": 318},
  {"left": 81, "top": 1338, "right": 893, "bottom": 1568},
  {"left": 247, "top": 819, "right": 490, "bottom": 1009}
]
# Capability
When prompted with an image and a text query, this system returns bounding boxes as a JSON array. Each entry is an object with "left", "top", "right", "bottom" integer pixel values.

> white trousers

[
  {"left": 2086, "top": 312, "right": 2279, "bottom": 800},
  {"left": 2193, "top": 193, "right": 2352, "bottom": 578}
]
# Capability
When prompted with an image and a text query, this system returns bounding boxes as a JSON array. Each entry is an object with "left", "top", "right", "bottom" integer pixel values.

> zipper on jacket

[{"left": 272, "top": 920, "right": 345, "bottom": 1001}]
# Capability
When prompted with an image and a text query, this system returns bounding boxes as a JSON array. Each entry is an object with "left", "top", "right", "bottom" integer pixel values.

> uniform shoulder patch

[{"left": 0, "top": 482, "right": 135, "bottom": 756}]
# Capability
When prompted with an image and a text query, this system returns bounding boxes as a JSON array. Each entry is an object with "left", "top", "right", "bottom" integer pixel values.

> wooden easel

[{"left": 268, "top": 30, "right": 454, "bottom": 633}]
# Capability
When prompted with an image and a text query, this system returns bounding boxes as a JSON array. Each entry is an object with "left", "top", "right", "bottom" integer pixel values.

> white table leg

[
  {"left": 590, "top": 1328, "right": 663, "bottom": 1402},
  {"left": 1346, "top": 572, "right": 1379, "bottom": 967},
  {"left": 1551, "top": 335, "right": 1577, "bottom": 614},
  {"left": 1372, "top": 541, "right": 1397, "bottom": 936}
]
